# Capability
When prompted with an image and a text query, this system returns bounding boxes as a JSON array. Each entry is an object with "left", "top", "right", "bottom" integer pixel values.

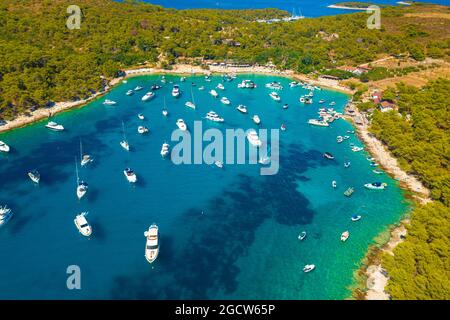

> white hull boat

[
  {"left": 74, "top": 212, "right": 92, "bottom": 237},
  {"left": 124, "top": 168, "right": 137, "bottom": 183},
  {"left": 0, "top": 141, "right": 10, "bottom": 153},
  {"left": 46, "top": 121, "right": 64, "bottom": 131},
  {"left": 144, "top": 224, "right": 159, "bottom": 263}
]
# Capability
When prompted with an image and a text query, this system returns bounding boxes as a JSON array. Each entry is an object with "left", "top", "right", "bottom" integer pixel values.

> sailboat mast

[
  {"left": 75, "top": 157, "right": 80, "bottom": 185},
  {"left": 122, "top": 121, "right": 127, "bottom": 141}
]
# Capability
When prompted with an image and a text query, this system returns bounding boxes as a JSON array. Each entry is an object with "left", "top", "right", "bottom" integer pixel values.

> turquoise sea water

[{"left": 0, "top": 75, "right": 408, "bottom": 299}]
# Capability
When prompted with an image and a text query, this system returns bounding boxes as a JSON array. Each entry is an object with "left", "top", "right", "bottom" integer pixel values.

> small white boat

[
  {"left": 216, "top": 83, "right": 225, "bottom": 90},
  {"left": 269, "top": 92, "right": 281, "bottom": 101},
  {"left": 304, "top": 97, "right": 313, "bottom": 104},
  {"left": 0, "top": 205, "right": 13, "bottom": 227},
  {"left": 162, "top": 109, "right": 168, "bottom": 117},
  {"left": 124, "top": 168, "right": 137, "bottom": 183},
  {"left": 28, "top": 170, "right": 40, "bottom": 184},
  {"left": 283, "top": 104, "right": 289, "bottom": 109},
  {"left": 299, "top": 96, "right": 305, "bottom": 103},
  {"left": 120, "top": 140, "right": 130, "bottom": 151},
  {"left": 341, "top": 231, "right": 350, "bottom": 242},
  {"left": 74, "top": 212, "right": 92, "bottom": 237},
  {"left": 352, "top": 146, "right": 364, "bottom": 152},
  {"left": 303, "top": 264, "right": 315, "bottom": 273},
  {"left": 79, "top": 140, "right": 93, "bottom": 167},
  {"left": 77, "top": 181, "right": 88, "bottom": 200},
  {"left": 238, "top": 80, "right": 256, "bottom": 89},
  {"left": 126, "top": 90, "right": 134, "bottom": 96},
  {"left": 220, "top": 97, "right": 231, "bottom": 105},
  {"left": 214, "top": 160, "right": 224, "bottom": 168},
  {"left": 138, "top": 113, "right": 145, "bottom": 120},
  {"left": 319, "top": 99, "right": 325, "bottom": 104},
  {"left": 236, "top": 105, "right": 247, "bottom": 114},
  {"left": 252, "top": 115, "right": 261, "bottom": 125},
  {"left": 138, "top": 126, "right": 149, "bottom": 134},
  {"left": 247, "top": 129, "right": 262, "bottom": 147},
  {"left": 351, "top": 215, "right": 362, "bottom": 222},
  {"left": 176, "top": 119, "right": 187, "bottom": 131},
  {"left": 0, "top": 141, "right": 10, "bottom": 153},
  {"left": 259, "top": 156, "right": 271, "bottom": 165},
  {"left": 323, "top": 152, "right": 334, "bottom": 160},
  {"left": 329, "top": 101, "right": 336, "bottom": 106},
  {"left": 141, "top": 92, "right": 155, "bottom": 101},
  {"left": 144, "top": 224, "right": 159, "bottom": 263},
  {"left": 160, "top": 143, "right": 170, "bottom": 158},
  {"left": 45, "top": 121, "right": 64, "bottom": 131},
  {"left": 280, "top": 124, "right": 286, "bottom": 131},
  {"left": 172, "top": 85, "right": 181, "bottom": 98},
  {"left": 185, "top": 101, "right": 196, "bottom": 110},
  {"left": 205, "top": 111, "right": 224, "bottom": 123},
  {"left": 364, "top": 182, "right": 387, "bottom": 190},
  {"left": 373, "top": 170, "right": 383, "bottom": 175},
  {"left": 265, "top": 82, "right": 283, "bottom": 90},
  {"left": 134, "top": 86, "right": 144, "bottom": 91},
  {"left": 298, "top": 231, "right": 307, "bottom": 241},
  {"left": 332, "top": 180, "right": 337, "bottom": 188},
  {"left": 209, "top": 89, "right": 219, "bottom": 98},
  {"left": 308, "top": 119, "right": 329, "bottom": 127},
  {"left": 336, "top": 136, "right": 343, "bottom": 143},
  {"left": 103, "top": 99, "right": 117, "bottom": 106},
  {"left": 289, "top": 81, "right": 300, "bottom": 88}
]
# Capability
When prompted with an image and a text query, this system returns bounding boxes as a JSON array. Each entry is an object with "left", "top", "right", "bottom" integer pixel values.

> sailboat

[
  {"left": 185, "top": 88, "right": 196, "bottom": 110},
  {"left": 120, "top": 121, "right": 130, "bottom": 151},
  {"left": 162, "top": 97, "right": 169, "bottom": 117},
  {"left": 75, "top": 159, "right": 88, "bottom": 200},
  {"left": 80, "top": 139, "right": 93, "bottom": 166}
]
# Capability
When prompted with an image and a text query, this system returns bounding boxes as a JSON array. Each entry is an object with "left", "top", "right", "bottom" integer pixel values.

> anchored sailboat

[
  {"left": 120, "top": 121, "right": 130, "bottom": 151},
  {"left": 75, "top": 158, "right": 88, "bottom": 200}
]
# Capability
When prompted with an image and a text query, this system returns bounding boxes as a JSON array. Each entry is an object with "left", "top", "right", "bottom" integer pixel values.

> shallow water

[{"left": 0, "top": 74, "right": 408, "bottom": 299}]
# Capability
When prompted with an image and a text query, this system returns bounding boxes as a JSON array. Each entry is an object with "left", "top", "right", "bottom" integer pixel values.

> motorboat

[
  {"left": 238, "top": 80, "right": 256, "bottom": 89},
  {"left": 74, "top": 212, "right": 92, "bottom": 237},
  {"left": 308, "top": 119, "right": 329, "bottom": 127},
  {"left": 303, "top": 264, "right": 315, "bottom": 273},
  {"left": 134, "top": 86, "right": 143, "bottom": 91},
  {"left": 216, "top": 83, "right": 225, "bottom": 90},
  {"left": 185, "top": 88, "right": 196, "bottom": 109},
  {"left": 209, "top": 89, "right": 219, "bottom": 98},
  {"left": 126, "top": 90, "right": 134, "bottom": 96},
  {"left": 259, "top": 156, "right": 271, "bottom": 165},
  {"left": 319, "top": 99, "right": 325, "bottom": 104},
  {"left": 141, "top": 91, "right": 155, "bottom": 101},
  {"left": 45, "top": 121, "right": 64, "bottom": 131},
  {"left": 347, "top": 130, "right": 355, "bottom": 134},
  {"left": 77, "top": 181, "right": 88, "bottom": 199},
  {"left": 283, "top": 104, "right": 289, "bottom": 109},
  {"left": 370, "top": 162, "right": 379, "bottom": 167},
  {"left": 236, "top": 105, "right": 247, "bottom": 114},
  {"left": 205, "top": 111, "right": 224, "bottom": 123},
  {"left": 120, "top": 140, "right": 130, "bottom": 151},
  {"left": 0, "top": 141, "right": 10, "bottom": 153},
  {"left": 332, "top": 180, "right": 337, "bottom": 188},
  {"left": 0, "top": 205, "right": 13, "bottom": 227},
  {"left": 344, "top": 187, "right": 354, "bottom": 197},
  {"left": 151, "top": 84, "right": 162, "bottom": 90},
  {"left": 103, "top": 99, "right": 117, "bottom": 106},
  {"left": 138, "top": 113, "right": 145, "bottom": 120},
  {"left": 269, "top": 92, "right": 281, "bottom": 101},
  {"left": 28, "top": 169, "right": 40, "bottom": 183},
  {"left": 352, "top": 146, "right": 364, "bottom": 152},
  {"left": 323, "top": 152, "right": 334, "bottom": 160},
  {"left": 341, "top": 231, "right": 350, "bottom": 242},
  {"left": 336, "top": 136, "right": 343, "bottom": 143},
  {"left": 343, "top": 135, "right": 350, "bottom": 140},
  {"left": 138, "top": 126, "right": 149, "bottom": 134},
  {"left": 144, "top": 224, "right": 159, "bottom": 263},
  {"left": 172, "top": 85, "right": 181, "bottom": 98},
  {"left": 367, "top": 156, "right": 375, "bottom": 161},
  {"left": 124, "top": 168, "right": 137, "bottom": 183},
  {"left": 79, "top": 140, "right": 93, "bottom": 166},
  {"left": 160, "top": 143, "right": 170, "bottom": 158},
  {"left": 176, "top": 119, "right": 187, "bottom": 131},
  {"left": 265, "top": 81, "right": 283, "bottom": 90},
  {"left": 246, "top": 129, "right": 262, "bottom": 147},
  {"left": 198, "top": 86, "right": 205, "bottom": 91},
  {"left": 289, "top": 81, "right": 300, "bottom": 88},
  {"left": 373, "top": 170, "right": 383, "bottom": 174},
  {"left": 280, "top": 124, "right": 286, "bottom": 131},
  {"left": 298, "top": 231, "right": 307, "bottom": 241},
  {"left": 220, "top": 97, "right": 231, "bottom": 105},
  {"left": 214, "top": 160, "right": 224, "bottom": 168},
  {"left": 364, "top": 182, "right": 387, "bottom": 190},
  {"left": 351, "top": 215, "right": 362, "bottom": 222},
  {"left": 252, "top": 115, "right": 261, "bottom": 125}
]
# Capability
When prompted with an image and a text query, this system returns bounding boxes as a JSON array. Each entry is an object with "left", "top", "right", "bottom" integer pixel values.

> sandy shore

[{"left": 0, "top": 64, "right": 352, "bottom": 134}]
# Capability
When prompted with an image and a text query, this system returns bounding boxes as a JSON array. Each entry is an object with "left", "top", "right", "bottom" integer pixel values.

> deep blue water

[
  {"left": 137, "top": 0, "right": 449, "bottom": 17},
  {"left": 0, "top": 75, "right": 409, "bottom": 299}
]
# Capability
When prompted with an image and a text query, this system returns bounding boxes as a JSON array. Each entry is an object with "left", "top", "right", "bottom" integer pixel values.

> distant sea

[{"left": 135, "top": 0, "right": 449, "bottom": 17}]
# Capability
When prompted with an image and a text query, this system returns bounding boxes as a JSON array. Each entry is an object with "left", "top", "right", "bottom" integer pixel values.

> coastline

[
  {"left": 327, "top": 4, "right": 369, "bottom": 11},
  {"left": 0, "top": 63, "right": 353, "bottom": 135}
]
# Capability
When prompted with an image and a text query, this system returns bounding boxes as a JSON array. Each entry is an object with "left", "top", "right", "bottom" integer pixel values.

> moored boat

[
  {"left": 0, "top": 205, "right": 13, "bottom": 227},
  {"left": 323, "top": 152, "right": 334, "bottom": 160},
  {"left": 364, "top": 182, "right": 387, "bottom": 190},
  {"left": 160, "top": 143, "right": 170, "bottom": 158},
  {"left": 238, "top": 80, "right": 256, "bottom": 89},
  {"left": 176, "top": 119, "right": 187, "bottom": 131},
  {"left": 138, "top": 113, "right": 145, "bottom": 120},
  {"left": 0, "top": 141, "right": 10, "bottom": 153},
  {"left": 269, "top": 92, "right": 281, "bottom": 101},
  {"left": 351, "top": 215, "right": 362, "bottom": 222},
  {"left": 141, "top": 92, "right": 155, "bottom": 101},
  {"left": 144, "top": 224, "right": 159, "bottom": 263},
  {"left": 103, "top": 99, "right": 117, "bottom": 106},
  {"left": 209, "top": 89, "right": 218, "bottom": 98},
  {"left": 205, "top": 111, "right": 224, "bottom": 123},
  {"left": 124, "top": 167, "right": 137, "bottom": 183},
  {"left": 308, "top": 119, "right": 329, "bottom": 127},
  {"left": 126, "top": 90, "right": 134, "bottom": 96},
  {"left": 344, "top": 187, "right": 354, "bottom": 197},
  {"left": 138, "top": 126, "right": 149, "bottom": 134},
  {"left": 74, "top": 212, "right": 92, "bottom": 237},
  {"left": 298, "top": 231, "right": 307, "bottom": 241},
  {"left": 236, "top": 105, "right": 247, "bottom": 114},
  {"left": 172, "top": 85, "right": 181, "bottom": 98},
  {"left": 265, "top": 81, "right": 283, "bottom": 90},
  {"left": 303, "top": 264, "right": 315, "bottom": 273},
  {"left": 252, "top": 115, "right": 261, "bottom": 125},
  {"left": 220, "top": 97, "right": 231, "bottom": 105},
  {"left": 341, "top": 231, "right": 350, "bottom": 242},
  {"left": 45, "top": 121, "right": 64, "bottom": 131},
  {"left": 28, "top": 169, "right": 40, "bottom": 183},
  {"left": 247, "top": 129, "right": 262, "bottom": 147}
]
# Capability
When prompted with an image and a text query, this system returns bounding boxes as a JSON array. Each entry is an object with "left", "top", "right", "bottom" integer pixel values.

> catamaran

[
  {"left": 103, "top": 99, "right": 117, "bottom": 106},
  {"left": 269, "top": 92, "right": 281, "bottom": 101},
  {"left": 236, "top": 105, "right": 247, "bottom": 114},
  {"left": 124, "top": 168, "right": 137, "bottom": 183},
  {"left": 141, "top": 91, "right": 155, "bottom": 101},
  {"left": 144, "top": 224, "right": 159, "bottom": 263},
  {"left": 74, "top": 212, "right": 92, "bottom": 237},
  {"left": 252, "top": 115, "right": 261, "bottom": 125},
  {"left": 172, "top": 85, "right": 181, "bottom": 98},
  {"left": 205, "top": 111, "right": 224, "bottom": 123},
  {"left": 0, "top": 141, "right": 10, "bottom": 153},
  {"left": 160, "top": 143, "right": 170, "bottom": 158},
  {"left": 209, "top": 89, "right": 218, "bottom": 98},
  {"left": 80, "top": 140, "right": 93, "bottom": 166},
  {"left": 176, "top": 119, "right": 187, "bottom": 131},
  {"left": 138, "top": 126, "right": 149, "bottom": 134},
  {"left": 120, "top": 121, "right": 130, "bottom": 151},
  {"left": 0, "top": 205, "right": 13, "bottom": 227},
  {"left": 364, "top": 182, "right": 387, "bottom": 190},
  {"left": 28, "top": 169, "right": 40, "bottom": 184},
  {"left": 45, "top": 121, "right": 64, "bottom": 131},
  {"left": 220, "top": 97, "right": 231, "bottom": 105},
  {"left": 247, "top": 129, "right": 262, "bottom": 147}
]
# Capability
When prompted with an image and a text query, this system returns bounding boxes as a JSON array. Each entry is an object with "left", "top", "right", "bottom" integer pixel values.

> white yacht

[
  {"left": 303, "top": 264, "right": 315, "bottom": 273},
  {"left": 269, "top": 92, "right": 281, "bottom": 101},
  {"left": 141, "top": 91, "right": 155, "bottom": 101},
  {"left": 160, "top": 143, "right": 170, "bottom": 158},
  {"left": 45, "top": 121, "right": 64, "bottom": 131},
  {"left": 364, "top": 182, "right": 387, "bottom": 190},
  {"left": 236, "top": 105, "right": 247, "bottom": 114},
  {"left": 246, "top": 129, "right": 262, "bottom": 147},
  {"left": 126, "top": 90, "right": 134, "bottom": 96},
  {"left": 351, "top": 146, "right": 364, "bottom": 152},
  {"left": 134, "top": 86, "right": 144, "bottom": 91},
  {"left": 0, "top": 141, "right": 10, "bottom": 153},
  {"left": 252, "top": 115, "right": 261, "bottom": 125},
  {"left": 216, "top": 83, "right": 225, "bottom": 90},
  {"left": 124, "top": 168, "right": 137, "bottom": 183},
  {"left": 74, "top": 212, "right": 92, "bottom": 237},
  {"left": 205, "top": 111, "right": 224, "bottom": 123},
  {"left": 238, "top": 80, "right": 256, "bottom": 89},
  {"left": 209, "top": 89, "right": 218, "bottom": 98},
  {"left": 0, "top": 206, "right": 13, "bottom": 227},
  {"left": 308, "top": 119, "right": 329, "bottom": 127},
  {"left": 80, "top": 140, "right": 93, "bottom": 166},
  {"left": 265, "top": 82, "right": 283, "bottom": 90},
  {"left": 176, "top": 119, "right": 187, "bottom": 131},
  {"left": 144, "top": 224, "right": 159, "bottom": 263},
  {"left": 28, "top": 170, "right": 40, "bottom": 184},
  {"left": 77, "top": 181, "right": 88, "bottom": 200},
  {"left": 138, "top": 126, "right": 149, "bottom": 134},
  {"left": 103, "top": 99, "right": 117, "bottom": 106},
  {"left": 138, "top": 113, "right": 145, "bottom": 120},
  {"left": 341, "top": 231, "right": 350, "bottom": 242},
  {"left": 220, "top": 97, "right": 230, "bottom": 105},
  {"left": 172, "top": 85, "right": 181, "bottom": 98}
]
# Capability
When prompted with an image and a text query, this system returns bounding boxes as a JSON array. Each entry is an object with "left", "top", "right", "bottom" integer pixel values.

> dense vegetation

[
  {"left": 0, "top": 0, "right": 449, "bottom": 119},
  {"left": 369, "top": 79, "right": 450, "bottom": 299}
]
